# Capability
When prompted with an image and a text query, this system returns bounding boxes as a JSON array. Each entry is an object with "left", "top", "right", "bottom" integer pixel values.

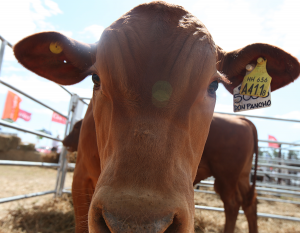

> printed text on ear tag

[
  {"left": 233, "top": 84, "right": 271, "bottom": 112},
  {"left": 239, "top": 58, "right": 272, "bottom": 97},
  {"left": 49, "top": 42, "right": 63, "bottom": 54}
]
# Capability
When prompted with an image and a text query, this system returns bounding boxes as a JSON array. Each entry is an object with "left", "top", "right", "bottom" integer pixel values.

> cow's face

[
  {"left": 88, "top": 4, "right": 223, "bottom": 231},
  {"left": 13, "top": 1, "right": 299, "bottom": 233}
]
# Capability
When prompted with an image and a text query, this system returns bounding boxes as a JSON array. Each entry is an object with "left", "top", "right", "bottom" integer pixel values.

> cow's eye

[
  {"left": 92, "top": 74, "right": 100, "bottom": 86},
  {"left": 208, "top": 81, "right": 218, "bottom": 95}
]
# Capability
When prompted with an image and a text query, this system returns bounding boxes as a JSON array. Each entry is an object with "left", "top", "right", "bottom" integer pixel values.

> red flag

[
  {"left": 268, "top": 135, "right": 279, "bottom": 148},
  {"left": 2, "top": 91, "right": 22, "bottom": 122},
  {"left": 52, "top": 112, "right": 67, "bottom": 124},
  {"left": 18, "top": 109, "right": 31, "bottom": 121}
]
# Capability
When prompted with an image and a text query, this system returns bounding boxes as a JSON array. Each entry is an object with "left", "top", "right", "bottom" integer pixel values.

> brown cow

[
  {"left": 14, "top": 2, "right": 300, "bottom": 233},
  {"left": 63, "top": 113, "right": 259, "bottom": 233},
  {"left": 194, "top": 113, "right": 259, "bottom": 233}
]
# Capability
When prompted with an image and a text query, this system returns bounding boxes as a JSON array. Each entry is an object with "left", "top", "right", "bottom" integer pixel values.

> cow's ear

[
  {"left": 14, "top": 32, "right": 97, "bottom": 85},
  {"left": 217, "top": 43, "right": 300, "bottom": 94}
]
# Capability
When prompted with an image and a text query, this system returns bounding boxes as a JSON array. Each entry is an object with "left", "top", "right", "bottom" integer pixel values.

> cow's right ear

[
  {"left": 14, "top": 32, "right": 97, "bottom": 85},
  {"left": 217, "top": 43, "right": 300, "bottom": 94}
]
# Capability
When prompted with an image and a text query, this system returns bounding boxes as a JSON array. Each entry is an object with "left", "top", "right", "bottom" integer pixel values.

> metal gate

[{"left": 0, "top": 35, "right": 85, "bottom": 203}]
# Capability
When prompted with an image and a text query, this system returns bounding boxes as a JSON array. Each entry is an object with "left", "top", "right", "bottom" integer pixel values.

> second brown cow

[{"left": 194, "top": 113, "right": 258, "bottom": 233}]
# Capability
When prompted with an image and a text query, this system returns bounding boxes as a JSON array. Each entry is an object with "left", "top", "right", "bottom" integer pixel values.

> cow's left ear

[
  {"left": 14, "top": 31, "right": 97, "bottom": 85},
  {"left": 217, "top": 43, "right": 300, "bottom": 94}
]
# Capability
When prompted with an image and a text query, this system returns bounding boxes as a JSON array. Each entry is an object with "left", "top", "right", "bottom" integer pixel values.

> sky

[{"left": 0, "top": 0, "right": 299, "bottom": 153}]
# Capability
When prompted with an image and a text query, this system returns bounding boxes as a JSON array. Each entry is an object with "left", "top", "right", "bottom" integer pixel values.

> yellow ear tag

[
  {"left": 49, "top": 42, "right": 63, "bottom": 54},
  {"left": 239, "top": 57, "right": 272, "bottom": 97}
]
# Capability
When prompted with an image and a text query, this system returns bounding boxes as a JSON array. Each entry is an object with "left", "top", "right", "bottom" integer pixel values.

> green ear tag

[{"left": 239, "top": 58, "right": 272, "bottom": 97}]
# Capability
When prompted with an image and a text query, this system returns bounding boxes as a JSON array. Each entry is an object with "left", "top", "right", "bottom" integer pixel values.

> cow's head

[
  {"left": 62, "top": 120, "right": 82, "bottom": 152},
  {"left": 14, "top": 2, "right": 299, "bottom": 232}
]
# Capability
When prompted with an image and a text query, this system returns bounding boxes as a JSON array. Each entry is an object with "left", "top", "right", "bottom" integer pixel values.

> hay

[
  {"left": 41, "top": 152, "right": 60, "bottom": 163},
  {"left": 0, "top": 194, "right": 75, "bottom": 233},
  {"left": 0, "top": 135, "right": 21, "bottom": 152},
  {"left": 67, "top": 151, "right": 77, "bottom": 163},
  {"left": 194, "top": 212, "right": 225, "bottom": 233},
  {"left": 19, "top": 143, "right": 35, "bottom": 151},
  {"left": 0, "top": 149, "right": 42, "bottom": 162},
  {"left": 0, "top": 135, "right": 41, "bottom": 162}
]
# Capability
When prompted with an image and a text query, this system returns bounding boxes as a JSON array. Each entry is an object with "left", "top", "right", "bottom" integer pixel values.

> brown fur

[
  {"left": 13, "top": 1, "right": 300, "bottom": 233},
  {"left": 217, "top": 44, "right": 300, "bottom": 94},
  {"left": 63, "top": 113, "right": 259, "bottom": 233},
  {"left": 63, "top": 120, "right": 82, "bottom": 152},
  {"left": 194, "top": 114, "right": 259, "bottom": 233}
]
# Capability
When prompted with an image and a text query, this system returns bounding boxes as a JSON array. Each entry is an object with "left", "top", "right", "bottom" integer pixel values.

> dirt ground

[
  {"left": 0, "top": 166, "right": 73, "bottom": 220},
  {"left": 0, "top": 166, "right": 300, "bottom": 233},
  {"left": 194, "top": 191, "right": 300, "bottom": 233}
]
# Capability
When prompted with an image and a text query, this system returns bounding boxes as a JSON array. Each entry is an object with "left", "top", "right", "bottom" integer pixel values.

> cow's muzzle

[{"left": 89, "top": 208, "right": 182, "bottom": 233}]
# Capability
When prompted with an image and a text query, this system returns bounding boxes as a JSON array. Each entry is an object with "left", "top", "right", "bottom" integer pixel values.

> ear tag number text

[
  {"left": 233, "top": 83, "right": 271, "bottom": 112},
  {"left": 239, "top": 58, "right": 272, "bottom": 97}
]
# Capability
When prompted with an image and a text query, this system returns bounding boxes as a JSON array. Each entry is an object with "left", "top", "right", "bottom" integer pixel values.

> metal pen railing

[
  {"left": 0, "top": 79, "right": 68, "bottom": 119},
  {"left": 252, "top": 162, "right": 300, "bottom": 172},
  {"left": 0, "top": 35, "right": 77, "bottom": 203},
  {"left": 195, "top": 205, "right": 300, "bottom": 222},
  {"left": 195, "top": 188, "right": 300, "bottom": 202},
  {"left": 256, "top": 157, "right": 300, "bottom": 166},
  {"left": 0, "top": 160, "right": 60, "bottom": 167},
  {"left": 258, "top": 140, "right": 300, "bottom": 147},
  {"left": 0, "top": 190, "right": 56, "bottom": 204},
  {"left": 199, "top": 180, "right": 300, "bottom": 194},
  {"left": 0, "top": 35, "right": 13, "bottom": 47},
  {"left": 0, "top": 35, "right": 12, "bottom": 75},
  {"left": 0, "top": 117, "right": 70, "bottom": 203},
  {"left": 0, "top": 119, "right": 63, "bottom": 141},
  {"left": 215, "top": 111, "right": 300, "bottom": 123},
  {"left": 196, "top": 187, "right": 300, "bottom": 205}
]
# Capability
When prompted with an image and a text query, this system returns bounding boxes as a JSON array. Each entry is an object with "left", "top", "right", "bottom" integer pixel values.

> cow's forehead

[
  {"left": 109, "top": 2, "right": 213, "bottom": 43},
  {"left": 98, "top": 1, "right": 215, "bottom": 54},
  {"left": 93, "top": 1, "right": 216, "bottom": 103}
]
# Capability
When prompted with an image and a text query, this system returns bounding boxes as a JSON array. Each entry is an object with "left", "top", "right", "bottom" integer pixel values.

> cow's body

[
  {"left": 194, "top": 113, "right": 258, "bottom": 232},
  {"left": 14, "top": 1, "right": 300, "bottom": 233}
]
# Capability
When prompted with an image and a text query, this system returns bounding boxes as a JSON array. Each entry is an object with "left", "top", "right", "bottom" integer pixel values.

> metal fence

[
  {"left": 1, "top": 35, "right": 300, "bottom": 222},
  {"left": 195, "top": 113, "right": 300, "bottom": 222},
  {"left": 0, "top": 35, "right": 85, "bottom": 203}
]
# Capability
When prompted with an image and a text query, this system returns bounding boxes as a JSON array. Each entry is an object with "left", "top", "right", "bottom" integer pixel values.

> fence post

[
  {"left": 54, "top": 95, "right": 73, "bottom": 197},
  {"left": 55, "top": 94, "right": 81, "bottom": 197},
  {"left": 0, "top": 40, "right": 7, "bottom": 76},
  {"left": 278, "top": 144, "right": 282, "bottom": 184},
  {"left": 58, "top": 147, "right": 68, "bottom": 196}
]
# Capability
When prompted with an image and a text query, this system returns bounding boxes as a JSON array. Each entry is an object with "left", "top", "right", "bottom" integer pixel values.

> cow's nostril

[
  {"left": 102, "top": 211, "right": 175, "bottom": 233},
  {"left": 97, "top": 214, "right": 111, "bottom": 233},
  {"left": 165, "top": 215, "right": 181, "bottom": 233}
]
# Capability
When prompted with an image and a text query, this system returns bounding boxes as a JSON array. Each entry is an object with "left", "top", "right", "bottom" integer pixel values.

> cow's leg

[
  {"left": 214, "top": 179, "right": 241, "bottom": 233},
  {"left": 72, "top": 167, "right": 95, "bottom": 233},
  {"left": 238, "top": 176, "right": 258, "bottom": 233}
]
